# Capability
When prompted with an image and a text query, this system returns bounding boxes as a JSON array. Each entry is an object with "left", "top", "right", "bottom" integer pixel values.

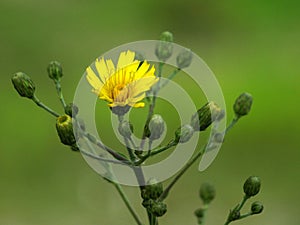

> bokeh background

[{"left": 1, "top": 0, "right": 299, "bottom": 224}]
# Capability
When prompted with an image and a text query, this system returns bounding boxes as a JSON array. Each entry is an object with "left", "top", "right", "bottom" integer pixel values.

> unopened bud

[
  {"left": 194, "top": 208, "right": 205, "bottom": 218},
  {"left": 65, "top": 103, "right": 79, "bottom": 117},
  {"left": 56, "top": 114, "right": 76, "bottom": 146},
  {"left": 191, "top": 102, "right": 222, "bottom": 131},
  {"left": 243, "top": 176, "right": 261, "bottom": 197},
  {"left": 199, "top": 182, "right": 216, "bottom": 204},
  {"left": 118, "top": 120, "right": 133, "bottom": 138},
  {"left": 47, "top": 61, "right": 63, "bottom": 81},
  {"left": 233, "top": 93, "right": 253, "bottom": 118},
  {"left": 251, "top": 201, "right": 264, "bottom": 214},
  {"left": 150, "top": 201, "right": 167, "bottom": 217},
  {"left": 141, "top": 178, "right": 163, "bottom": 200},
  {"left": 11, "top": 72, "right": 35, "bottom": 99},
  {"left": 155, "top": 31, "right": 173, "bottom": 61},
  {"left": 147, "top": 114, "right": 165, "bottom": 140},
  {"left": 175, "top": 124, "right": 194, "bottom": 143},
  {"left": 176, "top": 49, "right": 193, "bottom": 69},
  {"left": 142, "top": 199, "right": 154, "bottom": 209}
]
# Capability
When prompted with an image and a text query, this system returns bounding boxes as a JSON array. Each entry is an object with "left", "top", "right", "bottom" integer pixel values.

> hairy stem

[{"left": 32, "top": 95, "right": 60, "bottom": 117}]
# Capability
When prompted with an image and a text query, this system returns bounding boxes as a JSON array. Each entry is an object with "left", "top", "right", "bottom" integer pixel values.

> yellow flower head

[{"left": 86, "top": 50, "right": 158, "bottom": 113}]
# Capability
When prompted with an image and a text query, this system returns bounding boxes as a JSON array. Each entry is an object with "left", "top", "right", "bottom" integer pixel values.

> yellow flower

[{"left": 86, "top": 50, "right": 158, "bottom": 111}]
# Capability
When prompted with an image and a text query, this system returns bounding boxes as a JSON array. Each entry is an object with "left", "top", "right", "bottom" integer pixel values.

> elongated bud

[
  {"left": 175, "top": 124, "right": 194, "bottom": 143},
  {"left": 56, "top": 114, "right": 76, "bottom": 146},
  {"left": 141, "top": 178, "right": 163, "bottom": 200},
  {"left": 199, "top": 182, "right": 216, "bottom": 204},
  {"left": 233, "top": 93, "right": 253, "bottom": 118},
  {"left": 251, "top": 201, "right": 264, "bottom": 214},
  {"left": 65, "top": 103, "right": 79, "bottom": 117},
  {"left": 147, "top": 114, "right": 165, "bottom": 140},
  {"left": 155, "top": 31, "right": 173, "bottom": 61},
  {"left": 176, "top": 49, "right": 193, "bottom": 69},
  {"left": 191, "top": 102, "right": 222, "bottom": 131},
  {"left": 243, "top": 176, "right": 261, "bottom": 197},
  {"left": 118, "top": 120, "right": 133, "bottom": 138},
  {"left": 47, "top": 61, "right": 63, "bottom": 81},
  {"left": 11, "top": 72, "right": 35, "bottom": 99},
  {"left": 150, "top": 201, "right": 167, "bottom": 217}
]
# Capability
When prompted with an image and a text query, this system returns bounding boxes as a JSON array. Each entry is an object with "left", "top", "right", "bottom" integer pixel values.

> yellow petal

[
  {"left": 86, "top": 66, "right": 102, "bottom": 94},
  {"left": 117, "top": 50, "right": 136, "bottom": 70},
  {"left": 133, "top": 102, "right": 145, "bottom": 108},
  {"left": 95, "top": 58, "right": 115, "bottom": 83}
]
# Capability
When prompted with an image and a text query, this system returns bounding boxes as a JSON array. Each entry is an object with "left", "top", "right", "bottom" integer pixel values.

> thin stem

[
  {"left": 135, "top": 140, "right": 176, "bottom": 165},
  {"left": 82, "top": 132, "right": 143, "bottom": 225},
  {"left": 159, "top": 117, "right": 240, "bottom": 201},
  {"left": 54, "top": 80, "right": 67, "bottom": 108},
  {"left": 239, "top": 212, "right": 252, "bottom": 220},
  {"left": 124, "top": 137, "right": 136, "bottom": 162},
  {"left": 80, "top": 148, "right": 127, "bottom": 165},
  {"left": 75, "top": 120, "right": 131, "bottom": 164},
  {"left": 226, "top": 117, "right": 239, "bottom": 133},
  {"left": 158, "top": 145, "right": 206, "bottom": 201},
  {"left": 150, "top": 213, "right": 157, "bottom": 225},
  {"left": 236, "top": 195, "right": 249, "bottom": 211},
  {"left": 199, "top": 204, "right": 209, "bottom": 225},
  {"left": 32, "top": 95, "right": 60, "bottom": 117},
  {"left": 159, "top": 68, "right": 181, "bottom": 89},
  {"left": 113, "top": 182, "right": 144, "bottom": 225}
]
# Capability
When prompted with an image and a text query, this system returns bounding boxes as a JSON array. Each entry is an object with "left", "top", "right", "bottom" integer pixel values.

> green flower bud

[
  {"left": 199, "top": 182, "right": 216, "bottom": 204},
  {"left": 194, "top": 208, "right": 205, "bottom": 218},
  {"left": 65, "top": 103, "right": 79, "bottom": 117},
  {"left": 56, "top": 114, "right": 76, "bottom": 146},
  {"left": 11, "top": 72, "right": 35, "bottom": 99},
  {"left": 251, "top": 201, "right": 264, "bottom": 214},
  {"left": 160, "top": 31, "right": 173, "bottom": 42},
  {"left": 147, "top": 114, "right": 165, "bottom": 140},
  {"left": 118, "top": 120, "right": 133, "bottom": 138},
  {"left": 175, "top": 124, "right": 194, "bottom": 143},
  {"left": 243, "top": 176, "right": 261, "bottom": 197},
  {"left": 191, "top": 102, "right": 222, "bottom": 131},
  {"left": 141, "top": 178, "right": 163, "bottom": 200},
  {"left": 150, "top": 201, "right": 167, "bottom": 217},
  {"left": 47, "top": 61, "right": 63, "bottom": 81},
  {"left": 142, "top": 199, "right": 154, "bottom": 209},
  {"left": 155, "top": 31, "right": 174, "bottom": 61},
  {"left": 176, "top": 49, "right": 193, "bottom": 69},
  {"left": 233, "top": 93, "right": 253, "bottom": 118}
]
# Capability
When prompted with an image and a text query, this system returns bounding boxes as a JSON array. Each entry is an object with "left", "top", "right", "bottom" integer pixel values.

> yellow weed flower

[{"left": 86, "top": 50, "right": 158, "bottom": 114}]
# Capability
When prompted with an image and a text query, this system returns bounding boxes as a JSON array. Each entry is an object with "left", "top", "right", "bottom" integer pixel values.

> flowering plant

[{"left": 11, "top": 31, "right": 263, "bottom": 225}]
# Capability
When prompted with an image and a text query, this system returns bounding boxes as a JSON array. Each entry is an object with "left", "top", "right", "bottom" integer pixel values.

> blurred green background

[{"left": 1, "top": 0, "right": 299, "bottom": 224}]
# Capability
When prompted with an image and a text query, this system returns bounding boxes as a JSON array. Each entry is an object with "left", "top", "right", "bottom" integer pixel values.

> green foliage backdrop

[{"left": 0, "top": 0, "right": 299, "bottom": 224}]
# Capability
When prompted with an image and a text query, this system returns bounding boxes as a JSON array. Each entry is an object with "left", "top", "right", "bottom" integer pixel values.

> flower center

[{"left": 113, "top": 83, "right": 125, "bottom": 99}]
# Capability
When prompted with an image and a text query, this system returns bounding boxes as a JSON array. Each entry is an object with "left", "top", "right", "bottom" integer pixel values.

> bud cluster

[{"left": 141, "top": 178, "right": 167, "bottom": 217}]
